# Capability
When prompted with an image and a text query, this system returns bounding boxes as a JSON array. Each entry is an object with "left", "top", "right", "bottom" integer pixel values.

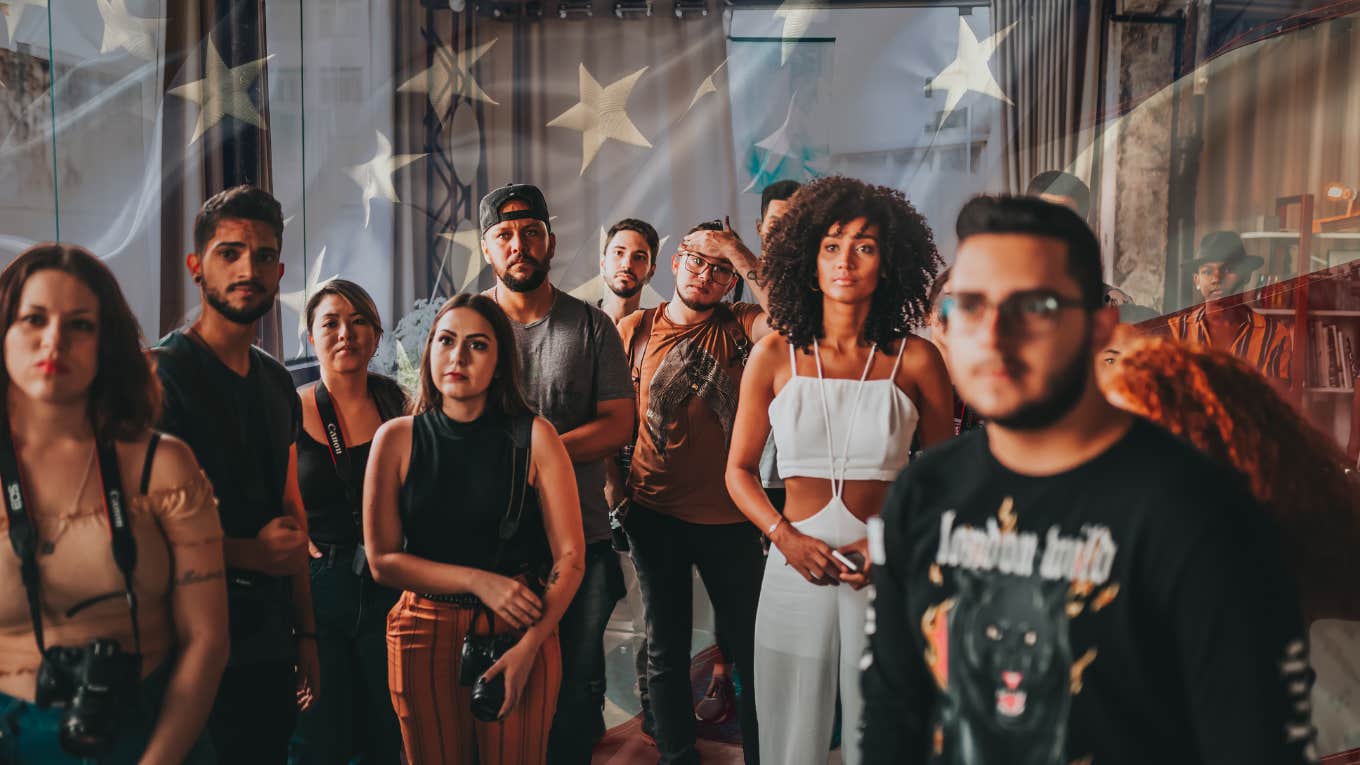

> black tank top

[
  {"left": 296, "top": 375, "right": 407, "bottom": 546},
  {"left": 400, "top": 406, "right": 550, "bottom": 579}
]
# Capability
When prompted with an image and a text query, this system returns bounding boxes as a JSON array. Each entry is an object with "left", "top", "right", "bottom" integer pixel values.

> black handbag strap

[{"left": 1, "top": 428, "right": 141, "bottom": 655}]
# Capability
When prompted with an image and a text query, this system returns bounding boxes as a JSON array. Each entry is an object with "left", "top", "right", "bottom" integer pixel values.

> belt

[{"left": 418, "top": 592, "right": 483, "bottom": 608}]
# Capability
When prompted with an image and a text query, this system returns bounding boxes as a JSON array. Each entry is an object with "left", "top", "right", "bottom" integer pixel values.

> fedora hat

[{"left": 1184, "top": 230, "right": 1264, "bottom": 274}]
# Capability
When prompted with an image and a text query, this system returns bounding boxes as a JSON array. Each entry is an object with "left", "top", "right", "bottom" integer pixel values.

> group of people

[{"left": 0, "top": 170, "right": 1350, "bottom": 765}]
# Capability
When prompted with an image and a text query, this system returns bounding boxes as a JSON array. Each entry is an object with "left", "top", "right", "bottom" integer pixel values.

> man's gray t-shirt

[{"left": 504, "top": 290, "right": 633, "bottom": 543}]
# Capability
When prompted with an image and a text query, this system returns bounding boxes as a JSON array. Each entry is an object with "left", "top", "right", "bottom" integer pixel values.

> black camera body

[
  {"left": 459, "top": 618, "right": 521, "bottom": 723},
  {"left": 35, "top": 638, "right": 140, "bottom": 756}
]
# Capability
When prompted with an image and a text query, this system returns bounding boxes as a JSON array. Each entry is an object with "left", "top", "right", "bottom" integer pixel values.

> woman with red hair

[{"left": 1099, "top": 336, "right": 1360, "bottom": 623}]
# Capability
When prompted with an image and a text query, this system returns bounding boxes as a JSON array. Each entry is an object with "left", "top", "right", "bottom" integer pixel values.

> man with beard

[
  {"left": 598, "top": 218, "right": 660, "bottom": 323},
  {"left": 860, "top": 196, "right": 1316, "bottom": 764},
  {"left": 153, "top": 185, "right": 319, "bottom": 763},
  {"left": 617, "top": 220, "right": 773, "bottom": 765},
  {"left": 479, "top": 184, "right": 636, "bottom": 765}
]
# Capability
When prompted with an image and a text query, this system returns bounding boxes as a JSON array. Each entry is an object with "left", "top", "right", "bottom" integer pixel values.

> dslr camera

[{"left": 35, "top": 638, "right": 140, "bottom": 756}]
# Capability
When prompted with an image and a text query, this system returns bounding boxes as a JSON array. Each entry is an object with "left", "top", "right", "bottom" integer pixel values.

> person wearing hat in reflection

[{"left": 1166, "top": 230, "right": 1292, "bottom": 385}]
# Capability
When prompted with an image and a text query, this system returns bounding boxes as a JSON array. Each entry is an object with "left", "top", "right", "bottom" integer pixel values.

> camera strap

[
  {"left": 315, "top": 377, "right": 403, "bottom": 535},
  {"left": 0, "top": 428, "right": 140, "bottom": 656},
  {"left": 314, "top": 381, "right": 360, "bottom": 531}
]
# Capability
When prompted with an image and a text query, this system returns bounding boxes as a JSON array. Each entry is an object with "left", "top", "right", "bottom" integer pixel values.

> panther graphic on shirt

[{"left": 923, "top": 498, "right": 1113, "bottom": 765}]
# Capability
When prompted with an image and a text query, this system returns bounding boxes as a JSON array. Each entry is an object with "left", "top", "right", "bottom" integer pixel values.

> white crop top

[{"left": 769, "top": 340, "right": 919, "bottom": 484}]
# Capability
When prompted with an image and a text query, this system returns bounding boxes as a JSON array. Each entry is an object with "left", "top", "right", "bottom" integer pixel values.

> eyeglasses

[
  {"left": 679, "top": 252, "right": 737, "bottom": 285},
  {"left": 937, "top": 290, "right": 1091, "bottom": 336}
]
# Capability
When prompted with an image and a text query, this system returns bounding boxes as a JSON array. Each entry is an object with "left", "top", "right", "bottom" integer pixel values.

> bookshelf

[{"left": 1244, "top": 195, "right": 1360, "bottom": 460}]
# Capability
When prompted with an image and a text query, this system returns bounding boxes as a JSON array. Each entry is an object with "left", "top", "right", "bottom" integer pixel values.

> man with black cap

[
  {"left": 479, "top": 183, "right": 635, "bottom": 764},
  {"left": 1166, "top": 229, "right": 1291, "bottom": 384}
]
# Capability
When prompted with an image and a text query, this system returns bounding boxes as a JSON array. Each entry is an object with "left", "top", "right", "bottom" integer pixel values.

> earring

[{"left": 811, "top": 284, "right": 821, "bottom": 293}]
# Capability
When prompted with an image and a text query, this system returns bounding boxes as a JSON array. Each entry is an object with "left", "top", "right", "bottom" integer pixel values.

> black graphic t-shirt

[{"left": 861, "top": 418, "right": 1317, "bottom": 765}]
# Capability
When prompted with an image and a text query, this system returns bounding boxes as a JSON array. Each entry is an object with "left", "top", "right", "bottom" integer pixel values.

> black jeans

[
  {"left": 547, "top": 540, "right": 626, "bottom": 765},
  {"left": 627, "top": 504, "right": 764, "bottom": 765},
  {"left": 294, "top": 542, "right": 402, "bottom": 765},
  {"left": 209, "top": 660, "right": 298, "bottom": 764}
]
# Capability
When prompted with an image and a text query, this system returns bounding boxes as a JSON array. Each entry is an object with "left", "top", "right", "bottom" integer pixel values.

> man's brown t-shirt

[{"left": 618, "top": 302, "right": 763, "bottom": 524}]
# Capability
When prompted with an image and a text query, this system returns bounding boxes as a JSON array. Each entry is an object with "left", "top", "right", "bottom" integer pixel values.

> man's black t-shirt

[
  {"left": 154, "top": 329, "right": 301, "bottom": 664},
  {"left": 861, "top": 418, "right": 1317, "bottom": 764},
  {"left": 155, "top": 330, "right": 300, "bottom": 536}
]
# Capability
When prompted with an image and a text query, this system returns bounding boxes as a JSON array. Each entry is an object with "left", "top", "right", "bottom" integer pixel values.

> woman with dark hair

[
  {"left": 726, "top": 178, "right": 953, "bottom": 764},
  {"left": 364, "top": 293, "right": 584, "bottom": 765},
  {"left": 293, "top": 279, "right": 405, "bottom": 765},
  {"left": 0, "top": 244, "right": 227, "bottom": 763},
  {"left": 1100, "top": 336, "right": 1360, "bottom": 623}
]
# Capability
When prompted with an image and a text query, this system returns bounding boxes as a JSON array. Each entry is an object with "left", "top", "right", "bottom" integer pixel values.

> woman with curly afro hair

[
  {"left": 1100, "top": 335, "right": 1360, "bottom": 624},
  {"left": 725, "top": 176, "right": 953, "bottom": 764}
]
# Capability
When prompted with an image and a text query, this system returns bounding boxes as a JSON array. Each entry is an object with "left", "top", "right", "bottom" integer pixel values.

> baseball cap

[{"left": 479, "top": 183, "right": 552, "bottom": 235}]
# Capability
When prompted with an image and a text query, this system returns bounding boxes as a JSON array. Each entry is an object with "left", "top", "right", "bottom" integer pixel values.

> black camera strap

[
  {"left": 315, "top": 377, "right": 403, "bottom": 534},
  {"left": 313, "top": 380, "right": 360, "bottom": 531},
  {"left": 0, "top": 428, "right": 140, "bottom": 656}
]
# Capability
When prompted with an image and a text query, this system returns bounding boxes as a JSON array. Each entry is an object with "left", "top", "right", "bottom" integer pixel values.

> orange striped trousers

[{"left": 387, "top": 591, "right": 562, "bottom": 765}]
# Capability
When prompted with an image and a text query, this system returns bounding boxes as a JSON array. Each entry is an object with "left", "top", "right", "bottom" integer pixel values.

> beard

[
  {"left": 608, "top": 275, "right": 643, "bottom": 299},
  {"left": 497, "top": 257, "right": 549, "bottom": 293},
  {"left": 204, "top": 282, "right": 276, "bottom": 325},
  {"left": 676, "top": 290, "right": 722, "bottom": 313},
  {"left": 984, "top": 330, "right": 1093, "bottom": 432}
]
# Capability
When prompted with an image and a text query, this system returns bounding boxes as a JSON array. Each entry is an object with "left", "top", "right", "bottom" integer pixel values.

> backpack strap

[
  {"left": 713, "top": 303, "right": 752, "bottom": 367},
  {"left": 628, "top": 307, "right": 658, "bottom": 393}
]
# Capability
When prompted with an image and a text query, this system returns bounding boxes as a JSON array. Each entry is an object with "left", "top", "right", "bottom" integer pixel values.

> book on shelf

[{"left": 1347, "top": 334, "right": 1359, "bottom": 386}]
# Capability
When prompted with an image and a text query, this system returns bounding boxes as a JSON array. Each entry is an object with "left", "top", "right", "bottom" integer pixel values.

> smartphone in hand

[{"left": 831, "top": 549, "right": 864, "bottom": 572}]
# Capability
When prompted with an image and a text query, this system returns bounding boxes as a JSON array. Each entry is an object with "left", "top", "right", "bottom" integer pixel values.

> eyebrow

[
  {"left": 438, "top": 330, "right": 492, "bottom": 340},
  {"left": 19, "top": 303, "right": 94, "bottom": 315}
]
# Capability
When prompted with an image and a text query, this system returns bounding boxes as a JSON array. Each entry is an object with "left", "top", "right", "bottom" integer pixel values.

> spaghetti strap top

[{"left": 769, "top": 340, "right": 919, "bottom": 482}]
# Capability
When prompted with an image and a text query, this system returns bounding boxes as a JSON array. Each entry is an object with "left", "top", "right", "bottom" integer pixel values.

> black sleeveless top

[
  {"left": 297, "top": 374, "right": 407, "bottom": 546},
  {"left": 399, "top": 406, "right": 550, "bottom": 579}
]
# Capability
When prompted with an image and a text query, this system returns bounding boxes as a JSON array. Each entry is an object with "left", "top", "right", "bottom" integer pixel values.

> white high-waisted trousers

[{"left": 754, "top": 496, "right": 869, "bottom": 765}]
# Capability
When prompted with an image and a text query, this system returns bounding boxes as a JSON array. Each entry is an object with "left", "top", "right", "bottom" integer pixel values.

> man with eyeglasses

[
  {"left": 616, "top": 219, "right": 773, "bottom": 765},
  {"left": 861, "top": 196, "right": 1316, "bottom": 763}
]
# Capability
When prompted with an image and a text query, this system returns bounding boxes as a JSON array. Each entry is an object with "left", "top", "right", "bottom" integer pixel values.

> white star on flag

[
  {"left": 774, "top": 0, "right": 822, "bottom": 66},
  {"left": 743, "top": 96, "right": 800, "bottom": 192},
  {"left": 435, "top": 218, "right": 487, "bottom": 292},
  {"left": 930, "top": 17, "right": 1015, "bottom": 121},
  {"left": 97, "top": 0, "right": 163, "bottom": 61},
  {"left": 345, "top": 130, "right": 426, "bottom": 229},
  {"left": 547, "top": 64, "right": 652, "bottom": 175},
  {"left": 397, "top": 38, "right": 499, "bottom": 122},
  {"left": 687, "top": 59, "right": 727, "bottom": 112},
  {"left": 279, "top": 246, "right": 338, "bottom": 344},
  {"left": 167, "top": 39, "right": 272, "bottom": 144}
]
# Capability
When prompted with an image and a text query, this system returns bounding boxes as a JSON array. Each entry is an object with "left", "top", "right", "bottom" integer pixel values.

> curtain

[
  {"left": 992, "top": 0, "right": 1101, "bottom": 198},
  {"left": 1194, "top": 14, "right": 1360, "bottom": 247}
]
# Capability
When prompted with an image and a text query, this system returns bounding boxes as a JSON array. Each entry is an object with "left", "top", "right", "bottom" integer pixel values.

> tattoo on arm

[{"left": 176, "top": 568, "right": 226, "bottom": 587}]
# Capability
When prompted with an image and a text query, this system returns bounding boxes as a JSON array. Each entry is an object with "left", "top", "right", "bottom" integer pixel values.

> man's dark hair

[
  {"left": 193, "top": 185, "right": 285, "bottom": 254},
  {"left": 763, "top": 176, "right": 941, "bottom": 350},
  {"left": 955, "top": 195, "right": 1105, "bottom": 310},
  {"left": 1026, "top": 171, "right": 1090, "bottom": 220},
  {"left": 605, "top": 218, "right": 660, "bottom": 265},
  {"left": 761, "top": 180, "right": 802, "bottom": 220},
  {"left": 687, "top": 219, "right": 723, "bottom": 236}
]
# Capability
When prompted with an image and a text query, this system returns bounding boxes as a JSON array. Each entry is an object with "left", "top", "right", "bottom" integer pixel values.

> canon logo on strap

[{"left": 326, "top": 423, "right": 344, "bottom": 455}]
